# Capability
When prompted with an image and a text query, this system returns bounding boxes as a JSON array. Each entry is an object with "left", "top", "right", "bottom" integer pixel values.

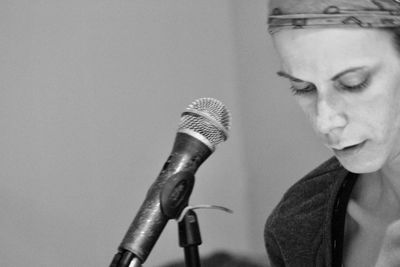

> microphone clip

[
  {"left": 159, "top": 171, "right": 195, "bottom": 219},
  {"left": 177, "top": 205, "right": 233, "bottom": 223},
  {"left": 175, "top": 205, "right": 233, "bottom": 267}
]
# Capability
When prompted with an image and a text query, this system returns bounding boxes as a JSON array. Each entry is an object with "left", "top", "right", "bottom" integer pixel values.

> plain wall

[
  {"left": 0, "top": 1, "right": 331, "bottom": 266},
  {"left": 232, "top": 0, "right": 332, "bottom": 255}
]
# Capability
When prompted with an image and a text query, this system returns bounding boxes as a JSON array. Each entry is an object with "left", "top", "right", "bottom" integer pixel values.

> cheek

[
  {"left": 376, "top": 67, "right": 400, "bottom": 130},
  {"left": 379, "top": 99, "right": 400, "bottom": 143},
  {"left": 356, "top": 81, "right": 400, "bottom": 142}
]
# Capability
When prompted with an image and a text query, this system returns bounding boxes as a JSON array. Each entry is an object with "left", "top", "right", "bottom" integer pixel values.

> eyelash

[
  {"left": 290, "top": 84, "right": 315, "bottom": 96},
  {"left": 337, "top": 78, "right": 369, "bottom": 92},
  {"left": 290, "top": 78, "right": 370, "bottom": 96}
]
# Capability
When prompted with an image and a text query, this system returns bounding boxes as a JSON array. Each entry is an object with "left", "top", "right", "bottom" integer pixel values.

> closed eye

[
  {"left": 332, "top": 66, "right": 371, "bottom": 93},
  {"left": 335, "top": 72, "right": 370, "bottom": 92},
  {"left": 276, "top": 71, "right": 316, "bottom": 96},
  {"left": 290, "top": 82, "right": 316, "bottom": 95}
]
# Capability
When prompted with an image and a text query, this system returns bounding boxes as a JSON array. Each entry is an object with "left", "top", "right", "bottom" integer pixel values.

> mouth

[{"left": 332, "top": 141, "right": 366, "bottom": 156}]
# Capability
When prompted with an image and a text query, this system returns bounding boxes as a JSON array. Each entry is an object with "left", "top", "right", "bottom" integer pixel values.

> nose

[{"left": 315, "top": 94, "right": 347, "bottom": 135}]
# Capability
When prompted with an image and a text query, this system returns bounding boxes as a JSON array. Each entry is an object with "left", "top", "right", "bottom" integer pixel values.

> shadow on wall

[{"left": 157, "top": 250, "right": 269, "bottom": 267}]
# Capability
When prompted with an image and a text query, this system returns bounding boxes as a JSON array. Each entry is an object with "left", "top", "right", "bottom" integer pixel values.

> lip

[{"left": 332, "top": 141, "right": 366, "bottom": 157}]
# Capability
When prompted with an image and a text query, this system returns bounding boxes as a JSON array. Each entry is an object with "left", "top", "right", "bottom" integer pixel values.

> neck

[{"left": 355, "top": 162, "right": 400, "bottom": 222}]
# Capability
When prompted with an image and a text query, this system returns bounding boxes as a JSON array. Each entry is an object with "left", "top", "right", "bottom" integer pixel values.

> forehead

[{"left": 272, "top": 28, "right": 395, "bottom": 78}]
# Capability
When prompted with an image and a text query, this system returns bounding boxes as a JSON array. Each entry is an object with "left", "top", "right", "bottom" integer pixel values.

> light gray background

[{"left": 0, "top": 1, "right": 331, "bottom": 266}]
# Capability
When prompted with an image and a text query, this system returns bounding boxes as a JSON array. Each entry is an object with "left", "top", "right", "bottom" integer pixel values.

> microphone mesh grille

[{"left": 178, "top": 98, "right": 231, "bottom": 148}]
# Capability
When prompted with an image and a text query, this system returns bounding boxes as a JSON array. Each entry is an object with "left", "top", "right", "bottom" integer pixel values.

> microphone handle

[{"left": 111, "top": 133, "right": 212, "bottom": 265}]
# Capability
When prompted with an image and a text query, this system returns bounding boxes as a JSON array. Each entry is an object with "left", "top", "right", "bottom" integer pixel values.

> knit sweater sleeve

[
  {"left": 264, "top": 157, "right": 348, "bottom": 266},
  {"left": 265, "top": 228, "right": 285, "bottom": 267}
]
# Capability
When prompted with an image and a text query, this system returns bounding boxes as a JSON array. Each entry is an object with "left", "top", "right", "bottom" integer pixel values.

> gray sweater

[{"left": 264, "top": 157, "right": 358, "bottom": 267}]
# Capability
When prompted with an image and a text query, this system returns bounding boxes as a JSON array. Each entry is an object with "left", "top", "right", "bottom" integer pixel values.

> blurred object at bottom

[{"left": 157, "top": 250, "right": 268, "bottom": 267}]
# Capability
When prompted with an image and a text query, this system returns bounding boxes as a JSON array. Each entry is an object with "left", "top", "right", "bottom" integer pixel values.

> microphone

[{"left": 110, "top": 97, "right": 231, "bottom": 267}]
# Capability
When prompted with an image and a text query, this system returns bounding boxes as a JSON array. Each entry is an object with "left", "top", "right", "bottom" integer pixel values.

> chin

[{"left": 335, "top": 154, "right": 385, "bottom": 174}]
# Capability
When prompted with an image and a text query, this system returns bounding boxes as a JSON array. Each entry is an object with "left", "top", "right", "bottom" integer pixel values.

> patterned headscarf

[{"left": 268, "top": 0, "right": 400, "bottom": 34}]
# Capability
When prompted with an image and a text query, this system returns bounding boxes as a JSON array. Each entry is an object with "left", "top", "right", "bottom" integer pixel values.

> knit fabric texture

[{"left": 264, "top": 157, "right": 355, "bottom": 266}]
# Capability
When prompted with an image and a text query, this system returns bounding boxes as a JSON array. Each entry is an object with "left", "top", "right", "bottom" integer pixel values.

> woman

[{"left": 264, "top": 0, "right": 400, "bottom": 266}]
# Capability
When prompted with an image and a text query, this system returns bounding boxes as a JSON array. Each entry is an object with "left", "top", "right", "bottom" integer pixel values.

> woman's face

[{"left": 272, "top": 28, "right": 400, "bottom": 173}]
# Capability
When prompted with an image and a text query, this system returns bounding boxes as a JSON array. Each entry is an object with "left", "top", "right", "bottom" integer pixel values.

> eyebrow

[
  {"left": 277, "top": 66, "right": 368, "bottom": 83},
  {"left": 276, "top": 71, "right": 304, "bottom": 82}
]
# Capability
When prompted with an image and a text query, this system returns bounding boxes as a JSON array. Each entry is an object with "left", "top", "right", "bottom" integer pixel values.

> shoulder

[
  {"left": 265, "top": 157, "right": 348, "bottom": 264},
  {"left": 267, "top": 157, "right": 346, "bottom": 225}
]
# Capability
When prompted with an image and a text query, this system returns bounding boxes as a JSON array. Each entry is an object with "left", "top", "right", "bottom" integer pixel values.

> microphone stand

[
  {"left": 178, "top": 209, "right": 202, "bottom": 267},
  {"left": 109, "top": 193, "right": 232, "bottom": 267},
  {"left": 176, "top": 205, "right": 233, "bottom": 267}
]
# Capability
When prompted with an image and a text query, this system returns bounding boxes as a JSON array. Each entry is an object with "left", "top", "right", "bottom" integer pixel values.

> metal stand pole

[{"left": 178, "top": 209, "right": 202, "bottom": 267}]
